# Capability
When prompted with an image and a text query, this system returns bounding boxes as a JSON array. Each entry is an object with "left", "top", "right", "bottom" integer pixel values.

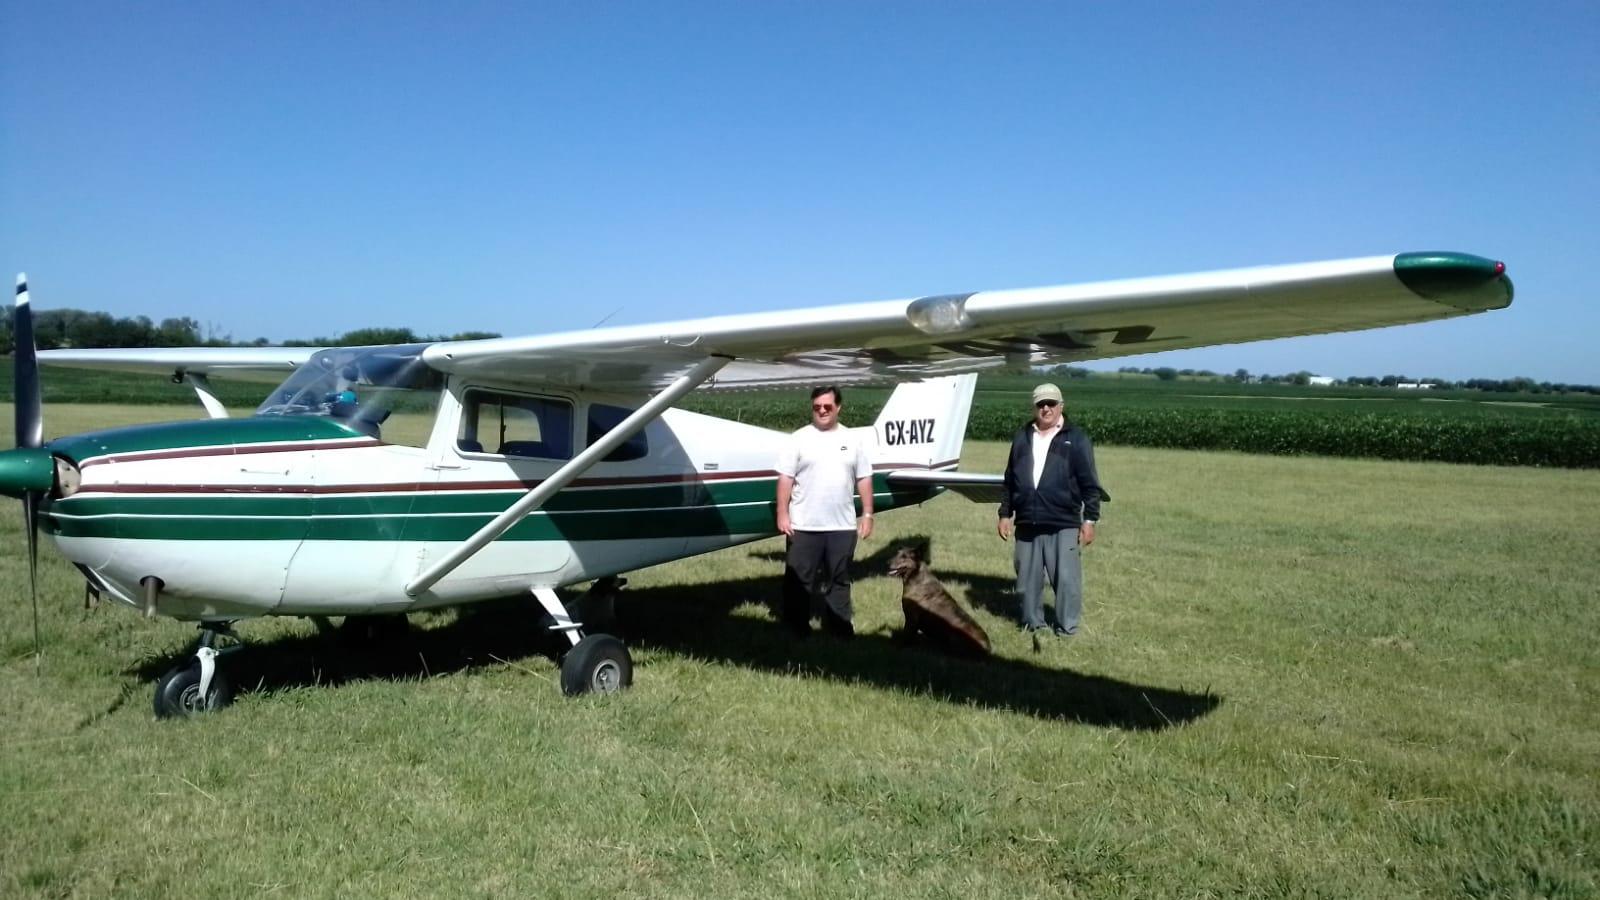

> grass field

[{"left": 2, "top": 405, "right": 1599, "bottom": 897}]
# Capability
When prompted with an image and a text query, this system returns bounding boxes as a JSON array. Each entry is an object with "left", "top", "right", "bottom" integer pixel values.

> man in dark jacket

[{"left": 997, "top": 383, "right": 1105, "bottom": 637}]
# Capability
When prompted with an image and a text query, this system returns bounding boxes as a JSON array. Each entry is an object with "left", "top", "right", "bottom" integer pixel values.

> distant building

[
  {"left": 1396, "top": 382, "right": 1434, "bottom": 389},
  {"left": 1307, "top": 375, "right": 1335, "bottom": 387}
]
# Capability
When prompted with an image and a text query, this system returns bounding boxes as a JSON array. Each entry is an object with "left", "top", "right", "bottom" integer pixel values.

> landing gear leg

[
  {"left": 571, "top": 575, "right": 625, "bottom": 635},
  {"left": 532, "top": 586, "right": 633, "bottom": 697},
  {"left": 153, "top": 621, "right": 240, "bottom": 719}
]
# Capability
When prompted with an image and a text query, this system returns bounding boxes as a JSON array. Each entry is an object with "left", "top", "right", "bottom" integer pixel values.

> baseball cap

[{"left": 1031, "top": 383, "right": 1063, "bottom": 405}]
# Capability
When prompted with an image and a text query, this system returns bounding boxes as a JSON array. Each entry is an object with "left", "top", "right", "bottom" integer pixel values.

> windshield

[{"left": 256, "top": 344, "right": 445, "bottom": 446}]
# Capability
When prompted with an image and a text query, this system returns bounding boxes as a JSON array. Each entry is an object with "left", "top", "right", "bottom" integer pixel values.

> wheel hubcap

[
  {"left": 592, "top": 660, "right": 621, "bottom": 693},
  {"left": 179, "top": 684, "right": 206, "bottom": 712}
]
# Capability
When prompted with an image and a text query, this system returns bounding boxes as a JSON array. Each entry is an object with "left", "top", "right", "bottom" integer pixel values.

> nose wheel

[{"left": 153, "top": 622, "right": 240, "bottom": 719}]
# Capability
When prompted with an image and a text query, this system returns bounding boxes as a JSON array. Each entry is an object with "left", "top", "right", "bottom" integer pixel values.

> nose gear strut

[{"left": 153, "top": 622, "right": 241, "bottom": 719}]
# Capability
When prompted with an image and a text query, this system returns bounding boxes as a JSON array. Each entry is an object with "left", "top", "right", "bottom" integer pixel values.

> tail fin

[
  {"left": 870, "top": 374, "right": 977, "bottom": 471},
  {"left": 874, "top": 374, "right": 1006, "bottom": 503}
]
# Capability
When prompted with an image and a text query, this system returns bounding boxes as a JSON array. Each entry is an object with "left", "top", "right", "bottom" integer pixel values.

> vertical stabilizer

[{"left": 869, "top": 374, "right": 976, "bottom": 470}]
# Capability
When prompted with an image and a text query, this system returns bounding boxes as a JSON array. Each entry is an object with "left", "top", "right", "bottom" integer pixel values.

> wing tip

[{"left": 1394, "top": 251, "right": 1513, "bottom": 311}]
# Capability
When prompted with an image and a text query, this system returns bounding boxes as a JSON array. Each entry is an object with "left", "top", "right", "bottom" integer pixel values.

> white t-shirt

[{"left": 776, "top": 424, "right": 873, "bottom": 532}]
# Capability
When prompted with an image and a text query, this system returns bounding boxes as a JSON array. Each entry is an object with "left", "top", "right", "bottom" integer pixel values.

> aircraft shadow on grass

[{"left": 125, "top": 540, "right": 1219, "bottom": 730}]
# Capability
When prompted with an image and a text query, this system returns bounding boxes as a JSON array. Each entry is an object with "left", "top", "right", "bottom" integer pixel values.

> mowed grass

[{"left": 2, "top": 405, "right": 1598, "bottom": 897}]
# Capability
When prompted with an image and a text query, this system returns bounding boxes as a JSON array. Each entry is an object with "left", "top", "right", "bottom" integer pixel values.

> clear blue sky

[{"left": 3, "top": 1, "right": 1596, "bottom": 382}]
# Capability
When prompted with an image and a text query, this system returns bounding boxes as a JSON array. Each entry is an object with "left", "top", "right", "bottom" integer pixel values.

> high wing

[
  {"left": 421, "top": 251, "right": 1511, "bottom": 392},
  {"left": 37, "top": 252, "right": 1511, "bottom": 393}
]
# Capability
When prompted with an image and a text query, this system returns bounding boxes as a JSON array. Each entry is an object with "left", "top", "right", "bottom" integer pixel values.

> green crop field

[
  {"left": 2, "top": 404, "right": 1597, "bottom": 897},
  {"left": 694, "top": 376, "right": 1600, "bottom": 468},
  {"left": 6, "top": 362, "right": 1599, "bottom": 467}
]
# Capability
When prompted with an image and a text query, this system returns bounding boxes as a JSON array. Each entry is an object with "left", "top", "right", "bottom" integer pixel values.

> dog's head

[{"left": 887, "top": 543, "right": 930, "bottom": 579}]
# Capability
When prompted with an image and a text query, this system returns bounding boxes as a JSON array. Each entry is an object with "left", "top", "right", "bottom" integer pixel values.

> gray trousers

[{"left": 1014, "top": 526, "right": 1082, "bottom": 633}]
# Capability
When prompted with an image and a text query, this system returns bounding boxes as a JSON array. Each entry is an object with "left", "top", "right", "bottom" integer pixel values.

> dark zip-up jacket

[{"left": 998, "top": 421, "right": 1107, "bottom": 531}]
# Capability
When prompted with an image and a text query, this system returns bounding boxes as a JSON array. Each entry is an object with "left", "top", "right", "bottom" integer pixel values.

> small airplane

[{"left": 0, "top": 252, "right": 1512, "bottom": 716}]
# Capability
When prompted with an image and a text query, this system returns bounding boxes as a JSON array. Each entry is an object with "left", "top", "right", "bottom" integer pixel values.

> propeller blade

[
  {"left": 13, "top": 274, "right": 45, "bottom": 663},
  {"left": 14, "top": 274, "right": 43, "bottom": 449},
  {"left": 23, "top": 491, "right": 40, "bottom": 663}
]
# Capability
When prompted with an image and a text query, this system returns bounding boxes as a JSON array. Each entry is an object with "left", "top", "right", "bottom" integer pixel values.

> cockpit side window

[
  {"left": 587, "top": 404, "right": 649, "bottom": 462},
  {"left": 458, "top": 389, "right": 573, "bottom": 460}
]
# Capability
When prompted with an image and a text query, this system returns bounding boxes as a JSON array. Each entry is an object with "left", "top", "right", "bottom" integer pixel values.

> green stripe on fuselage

[{"left": 43, "top": 476, "right": 939, "bottom": 542}]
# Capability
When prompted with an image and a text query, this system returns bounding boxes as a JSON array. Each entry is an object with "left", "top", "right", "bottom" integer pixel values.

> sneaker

[
  {"left": 1022, "top": 624, "right": 1049, "bottom": 635},
  {"left": 1052, "top": 625, "right": 1077, "bottom": 638}
]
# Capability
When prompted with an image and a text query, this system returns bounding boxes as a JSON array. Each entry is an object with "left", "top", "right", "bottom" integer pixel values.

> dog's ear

[{"left": 917, "top": 541, "right": 931, "bottom": 562}]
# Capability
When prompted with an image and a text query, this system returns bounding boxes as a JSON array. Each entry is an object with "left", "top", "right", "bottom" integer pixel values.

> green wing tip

[{"left": 1394, "top": 252, "right": 1514, "bottom": 311}]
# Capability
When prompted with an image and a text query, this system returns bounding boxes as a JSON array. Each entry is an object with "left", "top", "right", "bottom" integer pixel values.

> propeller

[
  {"left": 15, "top": 275, "right": 42, "bottom": 450},
  {"left": 12, "top": 274, "right": 46, "bottom": 662}
]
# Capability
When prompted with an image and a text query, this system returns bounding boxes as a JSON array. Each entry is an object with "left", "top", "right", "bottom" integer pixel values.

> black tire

[
  {"left": 559, "top": 634, "right": 633, "bottom": 696},
  {"left": 153, "top": 662, "right": 235, "bottom": 718}
]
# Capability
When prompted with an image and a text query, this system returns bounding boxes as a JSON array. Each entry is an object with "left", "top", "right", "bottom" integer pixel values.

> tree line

[{"left": 0, "top": 310, "right": 498, "bottom": 353}]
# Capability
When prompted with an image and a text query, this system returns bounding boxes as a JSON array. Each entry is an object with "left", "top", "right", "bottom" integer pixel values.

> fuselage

[{"left": 38, "top": 378, "right": 937, "bottom": 621}]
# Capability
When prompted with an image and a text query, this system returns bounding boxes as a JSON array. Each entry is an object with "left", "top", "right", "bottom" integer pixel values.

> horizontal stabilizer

[{"left": 886, "top": 469, "right": 1005, "bottom": 504}]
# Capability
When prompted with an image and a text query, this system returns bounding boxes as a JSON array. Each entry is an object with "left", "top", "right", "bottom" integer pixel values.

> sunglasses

[
  {"left": 1035, "top": 400, "right": 1059, "bottom": 409},
  {"left": 812, "top": 403, "right": 837, "bottom": 413}
]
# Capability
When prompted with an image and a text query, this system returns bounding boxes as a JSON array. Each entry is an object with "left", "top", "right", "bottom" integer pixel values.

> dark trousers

[{"left": 783, "top": 530, "right": 858, "bottom": 635}]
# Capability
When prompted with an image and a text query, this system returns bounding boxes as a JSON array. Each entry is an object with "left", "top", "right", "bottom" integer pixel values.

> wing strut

[
  {"left": 403, "top": 355, "right": 733, "bottom": 598},
  {"left": 183, "top": 373, "right": 229, "bottom": 419}
]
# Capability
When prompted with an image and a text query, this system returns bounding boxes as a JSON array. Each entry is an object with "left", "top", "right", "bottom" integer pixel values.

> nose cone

[{"left": 0, "top": 447, "right": 54, "bottom": 498}]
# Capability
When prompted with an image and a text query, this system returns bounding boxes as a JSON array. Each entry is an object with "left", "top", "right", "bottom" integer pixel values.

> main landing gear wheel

[
  {"left": 153, "top": 661, "right": 234, "bottom": 718},
  {"left": 560, "top": 633, "right": 633, "bottom": 696}
]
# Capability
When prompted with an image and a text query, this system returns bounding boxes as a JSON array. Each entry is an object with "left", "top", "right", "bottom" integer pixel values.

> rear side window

[
  {"left": 458, "top": 390, "right": 573, "bottom": 459},
  {"left": 587, "top": 404, "right": 649, "bottom": 462}
]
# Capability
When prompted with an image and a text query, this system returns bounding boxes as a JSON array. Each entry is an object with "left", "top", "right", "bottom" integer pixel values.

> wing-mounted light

[{"left": 905, "top": 293, "right": 976, "bottom": 335}]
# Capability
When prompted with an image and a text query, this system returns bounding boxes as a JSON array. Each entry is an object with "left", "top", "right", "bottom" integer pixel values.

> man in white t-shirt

[{"left": 775, "top": 385, "right": 874, "bottom": 637}]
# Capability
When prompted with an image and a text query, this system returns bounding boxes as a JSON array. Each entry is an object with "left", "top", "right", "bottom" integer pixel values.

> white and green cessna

[{"left": 0, "top": 252, "right": 1512, "bottom": 716}]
